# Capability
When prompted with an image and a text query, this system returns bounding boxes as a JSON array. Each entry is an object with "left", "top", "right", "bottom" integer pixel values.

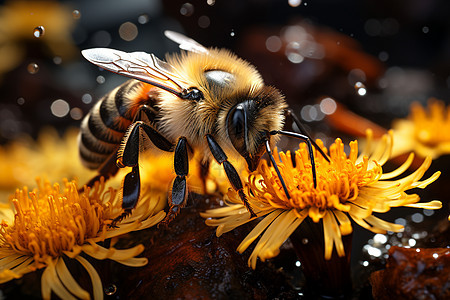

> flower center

[
  {"left": 248, "top": 139, "right": 382, "bottom": 213},
  {"left": 411, "top": 100, "right": 450, "bottom": 146},
  {"left": 0, "top": 180, "right": 116, "bottom": 265}
]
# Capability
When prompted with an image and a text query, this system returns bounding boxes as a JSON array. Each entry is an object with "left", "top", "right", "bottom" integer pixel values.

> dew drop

[
  {"left": 70, "top": 107, "right": 83, "bottom": 120},
  {"left": 180, "top": 3, "right": 194, "bottom": 16},
  {"left": 302, "top": 238, "right": 309, "bottom": 245},
  {"left": 207, "top": 0, "right": 215, "bottom": 5},
  {"left": 81, "top": 93, "right": 92, "bottom": 104},
  {"left": 119, "top": 22, "right": 138, "bottom": 42},
  {"left": 354, "top": 82, "right": 367, "bottom": 96},
  {"left": 33, "top": 26, "right": 45, "bottom": 38},
  {"left": 138, "top": 14, "right": 150, "bottom": 24},
  {"left": 51, "top": 99, "right": 70, "bottom": 118},
  {"left": 72, "top": 9, "right": 81, "bottom": 19},
  {"left": 422, "top": 26, "right": 429, "bottom": 34},
  {"left": 230, "top": 30, "right": 235, "bottom": 37},
  {"left": 104, "top": 284, "right": 117, "bottom": 296},
  {"left": 265, "top": 36, "right": 282, "bottom": 52},
  {"left": 17, "top": 97, "right": 25, "bottom": 105},
  {"left": 198, "top": 15, "right": 210, "bottom": 28},
  {"left": 288, "top": 0, "right": 302, "bottom": 7},
  {"left": 96, "top": 76, "right": 106, "bottom": 84},
  {"left": 53, "top": 56, "right": 62, "bottom": 65},
  {"left": 27, "top": 63, "right": 39, "bottom": 74}
]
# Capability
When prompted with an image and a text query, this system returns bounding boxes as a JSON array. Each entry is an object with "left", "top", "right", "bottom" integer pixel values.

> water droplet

[
  {"left": 198, "top": 15, "right": 210, "bottom": 28},
  {"left": 119, "top": 22, "right": 138, "bottom": 42},
  {"left": 70, "top": 107, "right": 83, "bottom": 120},
  {"left": 180, "top": 3, "right": 194, "bottom": 16},
  {"left": 422, "top": 26, "right": 429, "bottom": 34},
  {"left": 92, "top": 30, "right": 112, "bottom": 47},
  {"left": 138, "top": 14, "right": 150, "bottom": 24},
  {"left": 265, "top": 36, "right": 282, "bottom": 52},
  {"left": 378, "top": 51, "right": 389, "bottom": 62},
  {"left": 354, "top": 82, "right": 367, "bottom": 96},
  {"left": 432, "top": 253, "right": 439, "bottom": 259},
  {"left": 288, "top": 0, "right": 302, "bottom": 7},
  {"left": 423, "top": 209, "right": 434, "bottom": 216},
  {"left": 104, "top": 284, "right": 117, "bottom": 296},
  {"left": 17, "top": 97, "right": 25, "bottom": 105},
  {"left": 96, "top": 76, "right": 106, "bottom": 84},
  {"left": 27, "top": 63, "right": 39, "bottom": 74},
  {"left": 362, "top": 261, "right": 369, "bottom": 267},
  {"left": 72, "top": 9, "right": 81, "bottom": 19},
  {"left": 285, "top": 42, "right": 304, "bottom": 64},
  {"left": 51, "top": 99, "right": 70, "bottom": 118},
  {"left": 295, "top": 260, "right": 301, "bottom": 267},
  {"left": 319, "top": 97, "right": 337, "bottom": 115},
  {"left": 82, "top": 93, "right": 92, "bottom": 104},
  {"left": 411, "top": 213, "right": 424, "bottom": 223},
  {"left": 33, "top": 26, "right": 45, "bottom": 38},
  {"left": 408, "top": 238, "right": 416, "bottom": 247},
  {"left": 207, "top": 0, "right": 215, "bottom": 5},
  {"left": 302, "top": 238, "right": 308, "bottom": 244},
  {"left": 53, "top": 56, "right": 62, "bottom": 64},
  {"left": 230, "top": 30, "right": 235, "bottom": 37}
]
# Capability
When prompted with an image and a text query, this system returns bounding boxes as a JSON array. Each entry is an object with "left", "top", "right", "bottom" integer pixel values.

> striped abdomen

[{"left": 79, "top": 80, "right": 151, "bottom": 169}]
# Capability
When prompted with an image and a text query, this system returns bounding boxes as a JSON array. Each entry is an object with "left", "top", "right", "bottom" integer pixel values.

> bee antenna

[
  {"left": 264, "top": 139, "right": 291, "bottom": 199},
  {"left": 269, "top": 130, "right": 318, "bottom": 188},
  {"left": 284, "top": 110, "right": 331, "bottom": 162}
]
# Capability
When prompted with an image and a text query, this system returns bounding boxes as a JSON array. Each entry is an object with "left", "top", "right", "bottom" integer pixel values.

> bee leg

[
  {"left": 160, "top": 137, "right": 189, "bottom": 226},
  {"left": 284, "top": 108, "right": 330, "bottom": 162},
  {"left": 112, "top": 121, "right": 174, "bottom": 227},
  {"left": 205, "top": 134, "right": 257, "bottom": 218},
  {"left": 110, "top": 165, "right": 140, "bottom": 228}
]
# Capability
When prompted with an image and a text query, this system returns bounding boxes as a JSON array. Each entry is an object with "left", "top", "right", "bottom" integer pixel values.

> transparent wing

[
  {"left": 81, "top": 48, "right": 189, "bottom": 97},
  {"left": 164, "top": 30, "right": 209, "bottom": 54}
]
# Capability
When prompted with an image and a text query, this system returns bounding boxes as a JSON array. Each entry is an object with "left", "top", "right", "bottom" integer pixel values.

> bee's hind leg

[{"left": 159, "top": 137, "right": 189, "bottom": 227}]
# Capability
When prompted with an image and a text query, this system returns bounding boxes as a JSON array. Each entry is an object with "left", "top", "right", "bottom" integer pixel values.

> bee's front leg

[
  {"left": 160, "top": 137, "right": 189, "bottom": 226},
  {"left": 205, "top": 134, "right": 257, "bottom": 218}
]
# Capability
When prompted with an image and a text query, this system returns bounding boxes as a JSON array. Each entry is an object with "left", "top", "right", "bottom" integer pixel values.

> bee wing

[
  {"left": 81, "top": 48, "right": 188, "bottom": 97},
  {"left": 164, "top": 30, "right": 209, "bottom": 54}
]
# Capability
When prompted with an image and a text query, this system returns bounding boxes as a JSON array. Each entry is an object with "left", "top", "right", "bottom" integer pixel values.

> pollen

[
  {"left": 0, "top": 179, "right": 117, "bottom": 268},
  {"left": 255, "top": 138, "right": 382, "bottom": 218}
]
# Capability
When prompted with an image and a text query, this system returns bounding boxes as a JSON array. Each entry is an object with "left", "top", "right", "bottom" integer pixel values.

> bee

[{"left": 79, "top": 31, "right": 329, "bottom": 226}]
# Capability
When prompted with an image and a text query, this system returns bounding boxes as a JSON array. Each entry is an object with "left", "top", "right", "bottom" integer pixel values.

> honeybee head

[{"left": 225, "top": 86, "right": 287, "bottom": 171}]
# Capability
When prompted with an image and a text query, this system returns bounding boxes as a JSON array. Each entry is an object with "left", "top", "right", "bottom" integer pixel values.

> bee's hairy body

[
  {"left": 79, "top": 31, "right": 326, "bottom": 226},
  {"left": 79, "top": 48, "right": 287, "bottom": 170}
]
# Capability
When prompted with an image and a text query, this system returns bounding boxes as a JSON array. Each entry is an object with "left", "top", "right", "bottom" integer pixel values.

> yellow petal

[
  {"left": 55, "top": 258, "right": 90, "bottom": 300},
  {"left": 75, "top": 256, "right": 103, "bottom": 300}
]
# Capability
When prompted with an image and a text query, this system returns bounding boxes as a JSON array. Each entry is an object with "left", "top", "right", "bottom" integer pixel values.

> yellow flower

[
  {"left": 0, "top": 128, "right": 98, "bottom": 200},
  {"left": 391, "top": 99, "right": 450, "bottom": 159},
  {"left": 0, "top": 178, "right": 165, "bottom": 299},
  {"left": 201, "top": 131, "right": 442, "bottom": 269}
]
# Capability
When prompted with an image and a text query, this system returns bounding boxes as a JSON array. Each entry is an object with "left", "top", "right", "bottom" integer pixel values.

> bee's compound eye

[{"left": 228, "top": 104, "right": 245, "bottom": 137}]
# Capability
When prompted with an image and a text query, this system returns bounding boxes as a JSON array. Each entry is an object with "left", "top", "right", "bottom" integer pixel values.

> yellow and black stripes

[{"left": 78, "top": 80, "right": 152, "bottom": 169}]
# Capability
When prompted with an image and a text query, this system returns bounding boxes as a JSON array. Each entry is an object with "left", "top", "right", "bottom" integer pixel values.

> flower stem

[{"left": 290, "top": 218, "right": 353, "bottom": 299}]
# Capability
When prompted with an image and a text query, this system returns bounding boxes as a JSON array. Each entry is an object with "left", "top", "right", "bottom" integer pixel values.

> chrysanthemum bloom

[
  {"left": 391, "top": 99, "right": 450, "bottom": 159},
  {"left": 202, "top": 130, "right": 441, "bottom": 264},
  {"left": 0, "top": 128, "right": 97, "bottom": 200},
  {"left": 0, "top": 178, "right": 166, "bottom": 299}
]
